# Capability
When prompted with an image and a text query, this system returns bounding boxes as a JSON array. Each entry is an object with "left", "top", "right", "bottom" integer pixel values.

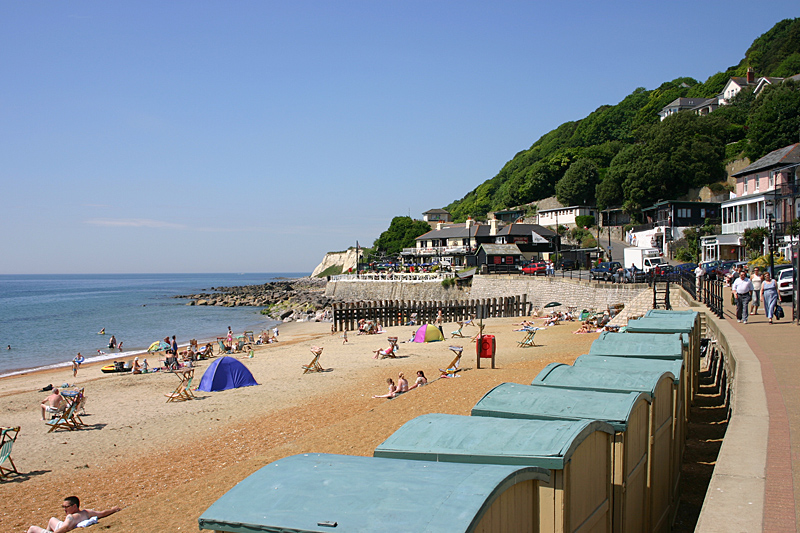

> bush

[
  {"left": 575, "top": 215, "right": 596, "bottom": 228},
  {"left": 748, "top": 254, "right": 790, "bottom": 268}
]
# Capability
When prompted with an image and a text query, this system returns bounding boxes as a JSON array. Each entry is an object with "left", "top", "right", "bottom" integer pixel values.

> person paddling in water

[{"left": 98, "top": 328, "right": 105, "bottom": 335}]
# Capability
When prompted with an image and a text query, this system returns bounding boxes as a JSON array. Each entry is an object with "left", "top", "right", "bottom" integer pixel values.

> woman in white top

[
  {"left": 408, "top": 370, "right": 427, "bottom": 390},
  {"left": 750, "top": 267, "right": 763, "bottom": 315}
]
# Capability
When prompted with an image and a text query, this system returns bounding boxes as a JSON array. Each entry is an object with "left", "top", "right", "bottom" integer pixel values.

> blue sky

[{"left": 1, "top": 1, "right": 797, "bottom": 274}]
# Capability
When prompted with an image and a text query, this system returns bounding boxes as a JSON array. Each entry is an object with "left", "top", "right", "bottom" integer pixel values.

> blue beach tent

[{"left": 197, "top": 356, "right": 258, "bottom": 392}]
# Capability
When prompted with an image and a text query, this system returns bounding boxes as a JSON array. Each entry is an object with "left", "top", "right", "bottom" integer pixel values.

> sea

[{"left": 0, "top": 273, "right": 305, "bottom": 378}]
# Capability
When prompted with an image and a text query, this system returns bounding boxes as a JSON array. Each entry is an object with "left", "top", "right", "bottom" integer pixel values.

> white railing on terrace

[
  {"left": 330, "top": 272, "right": 455, "bottom": 282},
  {"left": 722, "top": 219, "right": 767, "bottom": 234},
  {"left": 401, "top": 246, "right": 468, "bottom": 255}
]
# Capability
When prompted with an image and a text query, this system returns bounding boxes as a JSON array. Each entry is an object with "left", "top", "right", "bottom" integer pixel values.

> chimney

[
  {"left": 465, "top": 217, "right": 473, "bottom": 230},
  {"left": 436, "top": 222, "right": 444, "bottom": 230},
  {"left": 490, "top": 218, "right": 499, "bottom": 236},
  {"left": 747, "top": 66, "right": 754, "bottom": 84}
]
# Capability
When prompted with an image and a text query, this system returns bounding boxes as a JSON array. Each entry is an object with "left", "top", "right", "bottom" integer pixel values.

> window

[
  {"left": 677, "top": 208, "right": 690, "bottom": 218},
  {"left": 755, "top": 176, "right": 760, "bottom": 191},
  {"left": 769, "top": 172, "right": 775, "bottom": 188},
  {"left": 700, "top": 208, "right": 706, "bottom": 218},
  {"left": 743, "top": 179, "right": 748, "bottom": 194}
]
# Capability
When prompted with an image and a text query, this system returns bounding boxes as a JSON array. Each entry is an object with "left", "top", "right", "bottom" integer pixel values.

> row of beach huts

[{"left": 198, "top": 309, "right": 709, "bottom": 533}]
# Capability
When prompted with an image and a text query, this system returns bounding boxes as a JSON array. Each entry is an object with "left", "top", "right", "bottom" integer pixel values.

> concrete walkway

[{"left": 722, "top": 296, "right": 800, "bottom": 531}]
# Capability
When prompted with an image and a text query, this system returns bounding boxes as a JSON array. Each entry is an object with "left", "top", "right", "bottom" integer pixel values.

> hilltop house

[
  {"left": 422, "top": 208, "right": 452, "bottom": 224},
  {"left": 536, "top": 205, "right": 597, "bottom": 228},
  {"left": 701, "top": 143, "right": 800, "bottom": 261}
]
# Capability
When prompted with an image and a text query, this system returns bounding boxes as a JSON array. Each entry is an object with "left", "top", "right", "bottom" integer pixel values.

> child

[{"left": 342, "top": 330, "right": 348, "bottom": 344}]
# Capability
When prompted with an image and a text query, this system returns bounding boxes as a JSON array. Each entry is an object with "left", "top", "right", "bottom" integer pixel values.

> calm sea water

[{"left": 0, "top": 273, "right": 304, "bottom": 377}]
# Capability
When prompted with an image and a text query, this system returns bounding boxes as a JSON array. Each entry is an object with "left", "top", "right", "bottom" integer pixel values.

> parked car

[
  {"left": 625, "top": 267, "right": 646, "bottom": 283},
  {"left": 778, "top": 268, "right": 795, "bottom": 301},
  {"left": 558, "top": 258, "right": 577, "bottom": 271},
  {"left": 521, "top": 261, "right": 548, "bottom": 276},
  {"left": 591, "top": 261, "right": 622, "bottom": 281},
  {"left": 675, "top": 262, "right": 698, "bottom": 272},
  {"left": 699, "top": 260, "right": 719, "bottom": 278},
  {"left": 710, "top": 260, "right": 737, "bottom": 281}
]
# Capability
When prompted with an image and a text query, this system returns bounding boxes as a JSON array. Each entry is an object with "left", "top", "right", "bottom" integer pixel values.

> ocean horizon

[{"left": 0, "top": 272, "right": 308, "bottom": 378}]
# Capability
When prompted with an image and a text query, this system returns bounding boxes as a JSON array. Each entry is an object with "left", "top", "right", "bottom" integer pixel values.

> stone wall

[
  {"left": 469, "top": 275, "right": 650, "bottom": 312},
  {"left": 326, "top": 274, "right": 651, "bottom": 313},
  {"left": 325, "top": 280, "right": 466, "bottom": 302}
]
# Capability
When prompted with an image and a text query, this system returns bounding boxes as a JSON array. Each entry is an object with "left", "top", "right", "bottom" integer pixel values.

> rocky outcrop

[
  {"left": 311, "top": 249, "right": 360, "bottom": 277},
  {"left": 176, "top": 277, "right": 332, "bottom": 322}
]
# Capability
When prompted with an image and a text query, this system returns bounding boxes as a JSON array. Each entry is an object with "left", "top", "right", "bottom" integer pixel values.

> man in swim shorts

[
  {"left": 40, "top": 388, "right": 64, "bottom": 420},
  {"left": 27, "top": 495, "right": 121, "bottom": 533}
]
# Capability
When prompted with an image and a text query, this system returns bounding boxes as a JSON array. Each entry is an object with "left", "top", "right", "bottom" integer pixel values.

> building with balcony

[{"left": 702, "top": 143, "right": 800, "bottom": 261}]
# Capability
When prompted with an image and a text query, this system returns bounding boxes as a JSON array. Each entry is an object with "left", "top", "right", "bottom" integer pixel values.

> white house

[{"left": 536, "top": 205, "right": 596, "bottom": 228}]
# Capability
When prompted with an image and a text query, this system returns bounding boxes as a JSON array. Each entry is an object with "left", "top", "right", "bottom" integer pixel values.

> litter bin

[{"left": 476, "top": 334, "right": 495, "bottom": 369}]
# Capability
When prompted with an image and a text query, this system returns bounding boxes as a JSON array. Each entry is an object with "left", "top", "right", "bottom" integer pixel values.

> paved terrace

[{"left": 696, "top": 294, "right": 799, "bottom": 532}]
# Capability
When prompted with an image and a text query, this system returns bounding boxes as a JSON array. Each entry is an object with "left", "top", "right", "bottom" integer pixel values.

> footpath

[{"left": 722, "top": 296, "right": 800, "bottom": 531}]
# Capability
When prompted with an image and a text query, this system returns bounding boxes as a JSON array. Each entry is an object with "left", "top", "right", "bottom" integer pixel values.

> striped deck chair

[
  {"left": 47, "top": 401, "right": 79, "bottom": 433},
  {"left": 217, "top": 337, "right": 232, "bottom": 355},
  {"left": 450, "top": 319, "right": 473, "bottom": 338},
  {"left": 440, "top": 346, "right": 463, "bottom": 377},
  {"left": 517, "top": 327, "right": 540, "bottom": 347},
  {"left": 166, "top": 374, "right": 195, "bottom": 403},
  {"left": 302, "top": 346, "right": 325, "bottom": 374},
  {"left": 374, "top": 337, "right": 399, "bottom": 359},
  {"left": 0, "top": 427, "right": 20, "bottom": 478}
]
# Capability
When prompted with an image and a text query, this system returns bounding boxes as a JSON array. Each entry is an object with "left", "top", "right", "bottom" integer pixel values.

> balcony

[
  {"left": 722, "top": 218, "right": 768, "bottom": 235},
  {"left": 402, "top": 246, "right": 468, "bottom": 256}
]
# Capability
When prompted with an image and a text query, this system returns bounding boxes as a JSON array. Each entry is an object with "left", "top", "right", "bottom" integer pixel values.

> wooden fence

[{"left": 332, "top": 295, "right": 530, "bottom": 332}]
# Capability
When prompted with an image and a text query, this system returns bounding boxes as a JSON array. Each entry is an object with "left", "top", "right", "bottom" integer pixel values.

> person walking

[
  {"left": 761, "top": 272, "right": 779, "bottom": 324},
  {"left": 750, "top": 267, "right": 763, "bottom": 315},
  {"left": 731, "top": 271, "right": 754, "bottom": 324}
]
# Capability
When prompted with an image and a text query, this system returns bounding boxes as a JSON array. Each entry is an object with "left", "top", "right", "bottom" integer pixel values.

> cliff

[{"left": 311, "top": 249, "right": 360, "bottom": 277}]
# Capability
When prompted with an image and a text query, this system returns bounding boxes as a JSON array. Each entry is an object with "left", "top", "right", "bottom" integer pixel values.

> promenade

[{"left": 722, "top": 296, "right": 800, "bottom": 531}]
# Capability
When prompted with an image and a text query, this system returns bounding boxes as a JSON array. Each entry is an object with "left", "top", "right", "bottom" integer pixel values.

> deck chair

[
  {"left": 440, "top": 346, "right": 463, "bottom": 377},
  {"left": 517, "top": 327, "right": 540, "bottom": 347},
  {"left": 374, "top": 337, "right": 399, "bottom": 359},
  {"left": 166, "top": 375, "right": 195, "bottom": 403},
  {"left": 578, "top": 310, "right": 591, "bottom": 321},
  {"left": 68, "top": 388, "right": 87, "bottom": 428},
  {"left": 0, "top": 427, "right": 20, "bottom": 479},
  {"left": 451, "top": 320, "right": 468, "bottom": 338},
  {"left": 302, "top": 346, "right": 325, "bottom": 374},
  {"left": 244, "top": 331, "right": 255, "bottom": 343},
  {"left": 217, "top": 337, "right": 232, "bottom": 355},
  {"left": 470, "top": 323, "right": 486, "bottom": 343},
  {"left": 47, "top": 401, "right": 79, "bottom": 433}
]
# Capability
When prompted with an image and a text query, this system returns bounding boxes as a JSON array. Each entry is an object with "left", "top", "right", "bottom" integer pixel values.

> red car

[{"left": 522, "top": 262, "right": 548, "bottom": 275}]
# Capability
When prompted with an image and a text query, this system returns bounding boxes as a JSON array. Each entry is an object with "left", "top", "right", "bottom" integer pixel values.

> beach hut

[
  {"left": 532, "top": 363, "right": 676, "bottom": 533},
  {"left": 574, "top": 354, "right": 685, "bottom": 515},
  {"left": 589, "top": 332, "right": 690, "bottom": 419},
  {"left": 374, "top": 414, "right": 613, "bottom": 533},
  {"left": 625, "top": 315, "right": 700, "bottom": 400},
  {"left": 198, "top": 453, "right": 550, "bottom": 533},
  {"left": 196, "top": 356, "right": 258, "bottom": 392},
  {"left": 412, "top": 324, "right": 444, "bottom": 343},
  {"left": 472, "top": 383, "right": 651, "bottom": 533}
]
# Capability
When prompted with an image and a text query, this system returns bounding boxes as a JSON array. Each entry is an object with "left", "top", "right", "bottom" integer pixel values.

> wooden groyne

[{"left": 332, "top": 295, "right": 529, "bottom": 332}]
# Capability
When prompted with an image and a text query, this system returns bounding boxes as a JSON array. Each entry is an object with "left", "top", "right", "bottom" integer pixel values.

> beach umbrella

[
  {"left": 147, "top": 340, "right": 170, "bottom": 352},
  {"left": 544, "top": 301, "right": 562, "bottom": 308},
  {"left": 412, "top": 324, "right": 444, "bottom": 343}
]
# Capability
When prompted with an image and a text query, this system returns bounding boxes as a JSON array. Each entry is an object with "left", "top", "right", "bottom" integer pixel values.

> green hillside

[{"left": 446, "top": 18, "right": 800, "bottom": 222}]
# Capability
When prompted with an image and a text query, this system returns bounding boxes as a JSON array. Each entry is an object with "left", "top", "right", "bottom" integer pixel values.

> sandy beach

[{"left": 1, "top": 316, "right": 597, "bottom": 532}]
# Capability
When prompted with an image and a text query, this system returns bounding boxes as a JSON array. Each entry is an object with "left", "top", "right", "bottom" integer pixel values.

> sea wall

[
  {"left": 326, "top": 274, "right": 650, "bottom": 311},
  {"left": 325, "top": 280, "right": 465, "bottom": 301},
  {"left": 469, "top": 275, "right": 649, "bottom": 311}
]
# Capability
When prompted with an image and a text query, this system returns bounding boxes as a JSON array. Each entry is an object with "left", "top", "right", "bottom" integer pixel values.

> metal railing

[{"left": 329, "top": 272, "right": 454, "bottom": 282}]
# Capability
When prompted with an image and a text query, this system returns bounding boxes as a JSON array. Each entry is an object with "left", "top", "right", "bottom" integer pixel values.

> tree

[
  {"left": 745, "top": 80, "right": 800, "bottom": 161},
  {"left": 555, "top": 159, "right": 600, "bottom": 206},
  {"left": 373, "top": 217, "right": 432, "bottom": 256}
]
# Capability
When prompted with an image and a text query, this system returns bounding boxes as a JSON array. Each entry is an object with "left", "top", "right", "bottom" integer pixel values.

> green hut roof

[
  {"left": 198, "top": 453, "right": 549, "bottom": 533},
  {"left": 573, "top": 354, "right": 684, "bottom": 385},
  {"left": 374, "top": 413, "right": 612, "bottom": 470},
  {"left": 471, "top": 382, "right": 649, "bottom": 432},
  {"left": 625, "top": 317, "right": 693, "bottom": 334},
  {"left": 532, "top": 362, "right": 675, "bottom": 398},
  {"left": 589, "top": 332, "right": 684, "bottom": 359}
]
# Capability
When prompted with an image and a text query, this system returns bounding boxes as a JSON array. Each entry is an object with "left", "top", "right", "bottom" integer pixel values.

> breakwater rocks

[{"left": 175, "top": 277, "right": 331, "bottom": 321}]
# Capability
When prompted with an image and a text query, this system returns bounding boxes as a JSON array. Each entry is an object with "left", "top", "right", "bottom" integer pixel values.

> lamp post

[{"left": 768, "top": 213, "right": 776, "bottom": 276}]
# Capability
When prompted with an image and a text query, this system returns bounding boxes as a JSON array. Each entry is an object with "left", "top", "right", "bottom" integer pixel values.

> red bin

[{"left": 477, "top": 335, "right": 495, "bottom": 358}]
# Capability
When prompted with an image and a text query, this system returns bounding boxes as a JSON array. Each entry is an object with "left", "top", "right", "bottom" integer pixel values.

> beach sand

[{"left": 1, "top": 317, "right": 596, "bottom": 532}]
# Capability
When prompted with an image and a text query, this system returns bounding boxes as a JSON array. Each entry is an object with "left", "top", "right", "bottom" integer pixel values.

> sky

[{"left": 1, "top": 1, "right": 798, "bottom": 274}]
